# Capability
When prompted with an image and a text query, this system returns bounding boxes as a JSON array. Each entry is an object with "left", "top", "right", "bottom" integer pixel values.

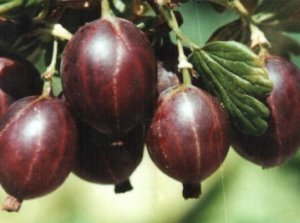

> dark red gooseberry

[
  {"left": 232, "top": 56, "right": 300, "bottom": 168},
  {"left": 61, "top": 16, "right": 157, "bottom": 136},
  {"left": 146, "top": 85, "right": 230, "bottom": 199},
  {"left": 73, "top": 122, "right": 144, "bottom": 193},
  {"left": 0, "top": 96, "right": 77, "bottom": 212},
  {"left": 0, "top": 54, "right": 43, "bottom": 99}
]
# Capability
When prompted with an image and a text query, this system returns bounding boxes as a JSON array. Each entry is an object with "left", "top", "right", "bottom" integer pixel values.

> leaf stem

[
  {"left": 41, "top": 39, "right": 58, "bottom": 97},
  {"left": 0, "top": 0, "right": 23, "bottom": 15},
  {"left": 157, "top": 6, "right": 199, "bottom": 50},
  {"left": 227, "top": 0, "right": 270, "bottom": 50},
  {"left": 228, "top": 0, "right": 249, "bottom": 18}
]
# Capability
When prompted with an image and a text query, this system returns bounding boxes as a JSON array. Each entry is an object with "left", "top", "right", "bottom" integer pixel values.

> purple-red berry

[{"left": 146, "top": 85, "right": 230, "bottom": 199}]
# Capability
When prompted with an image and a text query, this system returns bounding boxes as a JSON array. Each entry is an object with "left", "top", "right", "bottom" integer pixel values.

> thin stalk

[
  {"left": 42, "top": 39, "right": 58, "bottom": 97},
  {"left": 101, "top": 0, "right": 112, "bottom": 18},
  {"left": 158, "top": 6, "right": 199, "bottom": 50},
  {"left": 38, "top": 23, "right": 73, "bottom": 41},
  {"left": 167, "top": 8, "right": 193, "bottom": 85},
  {"left": 228, "top": 0, "right": 270, "bottom": 49},
  {"left": 0, "top": 0, "right": 22, "bottom": 15},
  {"left": 172, "top": 27, "right": 191, "bottom": 83},
  {"left": 181, "top": 67, "right": 191, "bottom": 86},
  {"left": 228, "top": 0, "right": 249, "bottom": 19}
]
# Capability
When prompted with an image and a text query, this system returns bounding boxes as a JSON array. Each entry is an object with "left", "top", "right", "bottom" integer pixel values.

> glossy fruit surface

[
  {"left": 0, "top": 54, "right": 43, "bottom": 99},
  {"left": 0, "top": 96, "right": 77, "bottom": 211},
  {"left": 73, "top": 122, "right": 144, "bottom": 193},
  {"left": 61, "top": 17, "right": 157, "bottom": 136},
  {"left": 146, "top": 85, "right": 230, "bottom": 199},
  {"left": 0, "top": 90, "right": 15, "bottom": 116},
  {"left": 232, "top": 56, "right": 300, "bottom": 168}
]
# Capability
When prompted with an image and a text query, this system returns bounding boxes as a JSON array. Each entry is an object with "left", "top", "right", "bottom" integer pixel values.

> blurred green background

[{"left": 1, "top": 1, "right": 300, "bottom": 223}]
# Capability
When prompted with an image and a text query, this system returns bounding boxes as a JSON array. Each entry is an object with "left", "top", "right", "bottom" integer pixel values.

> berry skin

[
  {"left": 61, "top": 17, "right": 157, "bottom": 136},
  {"left": 146, "top": 85, "right": 230, "bottom": 199},
  {"left": 0, "top": 96, "right": 77, "bottom": 212}
]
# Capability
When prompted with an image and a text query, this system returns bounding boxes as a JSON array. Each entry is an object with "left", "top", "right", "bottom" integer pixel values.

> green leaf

[
  {"left": 207, "top": 21, "right": 300, "bottom": 58},
  {"left": 207, "top": 0, "right": 300, "bottom": 57},
  {"left": 253, "top": 0, "right": 300, "bottom": 33},
  {"left": 190, "top": 41, "right": 272, "bottom": 136},
  {"left": 208, "top": 19, "right": 250, "bottom": 45}
]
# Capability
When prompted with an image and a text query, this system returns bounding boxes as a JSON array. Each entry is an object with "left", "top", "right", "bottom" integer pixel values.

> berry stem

[
  {"left": 0, "top": 0, "right": 22, "bottom": 15},
  {"left": 101, "top": 0, "right": 112, "bottom": 18},
  {"left": 169, "top": 10, "right": 192, "bottom": 85},
  {"left": 159, "top": 6, "right": 193, "bottom": 85},
  {"left": 41, "top": 39, "right": 58, "bottom": 97}
]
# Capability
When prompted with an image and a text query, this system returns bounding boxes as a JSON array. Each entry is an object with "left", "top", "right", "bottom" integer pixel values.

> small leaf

[
  {"left": 190, "top": 41, "right": 272, "bottom": 136},
  {"left": 253, "top": 0, "right": 300, "bottom": 33},
  {"left": 207, "top": 20, "right": 300, "bottom": 58},
  {"left": 208, "top": 19, "right": 250, "bottom": 44}
]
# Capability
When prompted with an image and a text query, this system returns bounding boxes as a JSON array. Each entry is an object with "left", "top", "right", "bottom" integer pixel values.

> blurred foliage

[{"left": 0, "top": 1, "right": 300, "bottom": 223}]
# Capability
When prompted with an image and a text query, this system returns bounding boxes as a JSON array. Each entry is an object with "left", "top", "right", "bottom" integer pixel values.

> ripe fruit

[
  {"left": 0, "top": 53, "right": 43, "bottom": 99},
  {"left": 146, "top": 85, "right": 230, "bottom": 199},
  {"left": 0, "top": 96, "right": 77, "bottom": 212},
  {"left": 232, "top": 56, "right": 300, "bottom": 168},
  {"left": 61, "top": 16, "right": 157, "bottom": 136},
  {"left": 73, "top": 122, "right": 144, "bottom": 193}
]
